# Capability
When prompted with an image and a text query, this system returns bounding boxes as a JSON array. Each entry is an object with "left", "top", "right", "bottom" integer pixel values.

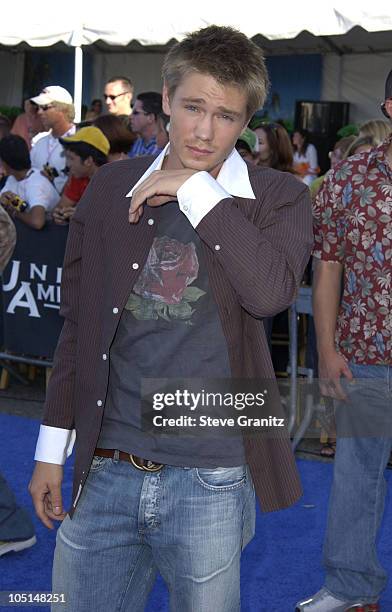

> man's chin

[{"left": 181, "top": 155, "right": 223, "bottom": 176}]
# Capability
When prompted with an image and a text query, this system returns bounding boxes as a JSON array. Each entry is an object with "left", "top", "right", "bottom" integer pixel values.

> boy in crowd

[
  {"left": 0, "top": 135, "right": 59, "bottom": 230},
  {"left": 52, "top": 127, "right": 109, "bottom": 225}
]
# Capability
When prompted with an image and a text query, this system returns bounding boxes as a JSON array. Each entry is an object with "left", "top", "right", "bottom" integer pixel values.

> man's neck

[{"left": 52, "top": 121, "right": 73, "bottom": 138}]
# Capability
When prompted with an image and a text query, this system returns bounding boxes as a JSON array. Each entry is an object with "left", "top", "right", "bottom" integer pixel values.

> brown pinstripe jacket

[{"left": 42, "top": 156, "right": 313, "bottom": 515}]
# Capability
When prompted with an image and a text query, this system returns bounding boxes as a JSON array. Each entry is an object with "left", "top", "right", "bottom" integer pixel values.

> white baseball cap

[{"left": 31, "top": 86, "right": 73, "bottom": 106}]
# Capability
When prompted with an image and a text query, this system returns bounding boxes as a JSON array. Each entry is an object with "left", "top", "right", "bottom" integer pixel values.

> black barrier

[{"left": 0, "top": 220, "right": 69, "bottom": 360}]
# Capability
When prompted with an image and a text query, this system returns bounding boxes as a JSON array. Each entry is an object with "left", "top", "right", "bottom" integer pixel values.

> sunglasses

[
  {"left": 40, "top": 104, "right": 54, "bottom": 111},
  {"left": 103, "top": 92, "right": 130, "bottom": 101}
]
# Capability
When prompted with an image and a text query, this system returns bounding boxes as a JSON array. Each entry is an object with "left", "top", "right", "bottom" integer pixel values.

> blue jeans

[
  {"left": 323, "top": 363, "right": 392, "bottom": 601},
  {"left": 52, "top": 457, "right": 255, "bottom": 612}
]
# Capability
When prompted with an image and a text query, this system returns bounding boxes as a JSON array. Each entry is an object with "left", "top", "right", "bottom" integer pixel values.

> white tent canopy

[
  {"left": 1, "top": 1, "right": 392, "bottom": 121},
  {"left": 1, "top": 1, "right": 392, "bottom": 47}
]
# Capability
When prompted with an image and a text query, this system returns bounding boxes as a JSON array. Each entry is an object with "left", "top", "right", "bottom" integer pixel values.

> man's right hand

[
  {"left": 29, "top": 462, "right": 66, "bottom": 529},
  {"left": 318, "top": 349, "right": 353, "bottom": 400}
]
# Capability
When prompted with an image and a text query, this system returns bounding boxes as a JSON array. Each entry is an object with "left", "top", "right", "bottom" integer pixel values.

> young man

[
  {"left": 29, "top": 26, "right": 312, "bottom": 611},
  {"left": 0, "top": 135, "right": 59, "bottom": 230},
  {"left": 30, "top": 86, "right": 76, "bottom": 194},
  {"left": 129, "top": 92, "right": 163, "bottom": 157},
  {"left": 296, "top": 70, "right": 392, "bottom": 612},
  {"left": 52, "top": 127, "right": 109, "bottom": 225},
  {"left": 104, "top": 76, "right": 134, "bottom": 117}
]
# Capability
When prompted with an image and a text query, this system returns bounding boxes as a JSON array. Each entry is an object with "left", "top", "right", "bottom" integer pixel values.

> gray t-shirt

[{"left": 98, "top": 201, "right": 245, "bottom": 467}]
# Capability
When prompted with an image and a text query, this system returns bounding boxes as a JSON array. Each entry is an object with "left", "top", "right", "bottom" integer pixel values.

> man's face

[
  {"left": 65, "top": 150, "right": 89, "bottom": 178},
  {"left": 104, "top": 81, "right": 132, "bottom": 116},
  {"left": 38, "top": 104, "right": 64, "bottom": 130},
  {"left": 130, "top": 99, "right": 152, "bottom": 137},
  {"left": 162, "top": 72, "right": 249, "bottom": 177}
]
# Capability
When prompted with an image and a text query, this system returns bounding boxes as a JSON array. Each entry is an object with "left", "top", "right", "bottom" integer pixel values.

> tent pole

[{"left": 74, "top": 45, "right": 83, "bottom": 124}]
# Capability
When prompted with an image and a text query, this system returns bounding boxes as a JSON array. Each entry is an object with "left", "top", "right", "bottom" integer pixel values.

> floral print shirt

[{"left": 313, "top": 135, "right": 392, "bottom": 365}]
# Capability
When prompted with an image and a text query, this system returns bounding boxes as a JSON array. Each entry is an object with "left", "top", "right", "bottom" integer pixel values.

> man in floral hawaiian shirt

[{"left": 297, "top": 70, "right": 392, "bottom": 612}]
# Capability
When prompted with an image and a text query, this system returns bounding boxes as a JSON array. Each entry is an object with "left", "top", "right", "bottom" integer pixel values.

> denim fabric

[
  {"left": 0, "top": 471, "right": 35, "bottom": 542},
  {"left": 52, "top": 457, "right": 255, "bottom": 612},
  {"left": 323, "top": 363, "right": 392, "bottom": 601}
]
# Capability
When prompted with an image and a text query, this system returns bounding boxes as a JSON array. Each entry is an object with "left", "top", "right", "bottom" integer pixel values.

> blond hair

[
  {"left": 359, "top": 119, "right": 391, "bottom": 145},
  {"left": 162, "top": 25, "right": 269, "bottom": 120}
]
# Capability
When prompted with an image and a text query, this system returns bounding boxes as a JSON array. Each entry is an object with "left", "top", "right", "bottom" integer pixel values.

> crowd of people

[
  {"left": 0, "top": 25, "right": 391, "bottom": 612},
  {"left": 0, "top": 79, "right": 170, "bottom": 231},
  {"left": 0, "top": 74, "right": 391, "bottom": 238}
]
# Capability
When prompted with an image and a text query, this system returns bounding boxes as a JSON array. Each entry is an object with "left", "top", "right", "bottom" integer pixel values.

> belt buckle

[{"left": 129, "top": 454, "right": 163, "bottom": 472}]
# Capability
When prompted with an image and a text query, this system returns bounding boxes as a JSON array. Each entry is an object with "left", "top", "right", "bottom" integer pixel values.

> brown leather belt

[{"left": 94, "top": 448, "right": 164, "bottom": 472}]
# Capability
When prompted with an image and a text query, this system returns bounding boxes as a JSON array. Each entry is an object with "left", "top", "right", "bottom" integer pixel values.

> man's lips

[{"left": 187, "top": 145, "right": 213, "bottom": 156}]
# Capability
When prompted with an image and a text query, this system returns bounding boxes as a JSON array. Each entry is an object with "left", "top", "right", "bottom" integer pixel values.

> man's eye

[
  {"left": 185, "top": 105, "right": 198, "bottom": 112},
  {"left": 220, "top": 115, "right": 234, "bottom": 122}
]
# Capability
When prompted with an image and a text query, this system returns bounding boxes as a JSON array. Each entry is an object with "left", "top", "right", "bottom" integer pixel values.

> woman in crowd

[
  {"left": 292, "top": 128, "right": 319, "bottom": 185},
  {"left": 251, "top": 119, "right": 294, "bottom": 172}
]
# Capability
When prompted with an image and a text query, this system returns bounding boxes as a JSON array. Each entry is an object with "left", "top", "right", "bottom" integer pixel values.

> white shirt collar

[{"left": 126, "top": 143, "right": 256, "bottom": 199}]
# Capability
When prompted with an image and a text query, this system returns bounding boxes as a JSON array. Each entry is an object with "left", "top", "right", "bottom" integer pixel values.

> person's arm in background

[
  {"left": 52, "top": 193, "right": 76, "bottom": 225},
  {"left": 313, "top": 260, "right": 352, "bottom": 399},
  {"left": 312, "top": 169, "right": 353, "bottom": 399}
]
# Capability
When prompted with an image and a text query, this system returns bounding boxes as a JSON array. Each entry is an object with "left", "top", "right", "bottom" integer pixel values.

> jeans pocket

[
  {"left": 89, "top": 455, "right": 112, "bottom": 473},
  {"left": 196, "top": 465, "right": 247, "bottom": 491}
]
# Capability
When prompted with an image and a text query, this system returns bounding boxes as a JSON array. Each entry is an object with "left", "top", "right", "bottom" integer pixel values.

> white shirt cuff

[
  {"left": 34, "top": 425, "right": 76, "bottom": 465},
  {"left": 177, "top": 171, "right": 232, "bottom": 228}
]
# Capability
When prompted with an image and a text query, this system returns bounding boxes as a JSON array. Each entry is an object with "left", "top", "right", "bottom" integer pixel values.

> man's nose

[{"left": 194, "top": 115, "right": 214, "bottom": 141}]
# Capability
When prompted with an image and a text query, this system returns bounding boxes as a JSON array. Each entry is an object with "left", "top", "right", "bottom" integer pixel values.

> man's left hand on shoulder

[{"left": 129, "top": 169, "right": 198, "bottom": 223}]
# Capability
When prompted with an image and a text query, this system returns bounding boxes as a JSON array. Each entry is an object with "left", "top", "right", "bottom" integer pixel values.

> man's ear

[{"left": 162, "top": 83, "right": 171, "bottom": 116}]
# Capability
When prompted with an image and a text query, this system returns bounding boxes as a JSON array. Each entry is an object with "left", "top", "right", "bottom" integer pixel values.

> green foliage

[
  {"left": 337, "top": 124, "right": 359, "bottom": 139},
  {"left": 0, "top": 106, "right": 23, "bottom": 125}
]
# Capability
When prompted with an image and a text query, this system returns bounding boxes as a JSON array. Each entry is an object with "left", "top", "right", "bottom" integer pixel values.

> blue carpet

[{"left": 0, "top": 413, "right": 391, "bottom": 611}]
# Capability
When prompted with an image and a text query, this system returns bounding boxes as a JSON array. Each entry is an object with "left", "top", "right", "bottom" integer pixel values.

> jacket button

[
  {"left": 102, "top": 353, "right": 107, "bottom": 360},
  {"left": 214, "top": 244, "right": 221, "bottom": 251},
  {"left": 112, "top": 307, "right": 119, "bottom": 314},
  {"left": 97, "top": 400, "right": 103, "bottom": 407},
  {"left": 148, "top": 218, "right": 154, "bottom": 225},
  {"left": 132, "top": 263, "right": 139, "bottom": 270}
]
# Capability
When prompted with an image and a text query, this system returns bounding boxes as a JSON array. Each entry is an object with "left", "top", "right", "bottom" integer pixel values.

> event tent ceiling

[{"left": 1, "top": 2, "right": 391, "bottom": 49}]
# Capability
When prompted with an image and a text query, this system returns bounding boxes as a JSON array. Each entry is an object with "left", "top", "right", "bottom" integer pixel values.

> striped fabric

[
  {"left": 42, "top": 156, "right": 313, "bottom": 515},
  {"left": 128, "top": 136, "right": 161, "bottom": 158}
]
